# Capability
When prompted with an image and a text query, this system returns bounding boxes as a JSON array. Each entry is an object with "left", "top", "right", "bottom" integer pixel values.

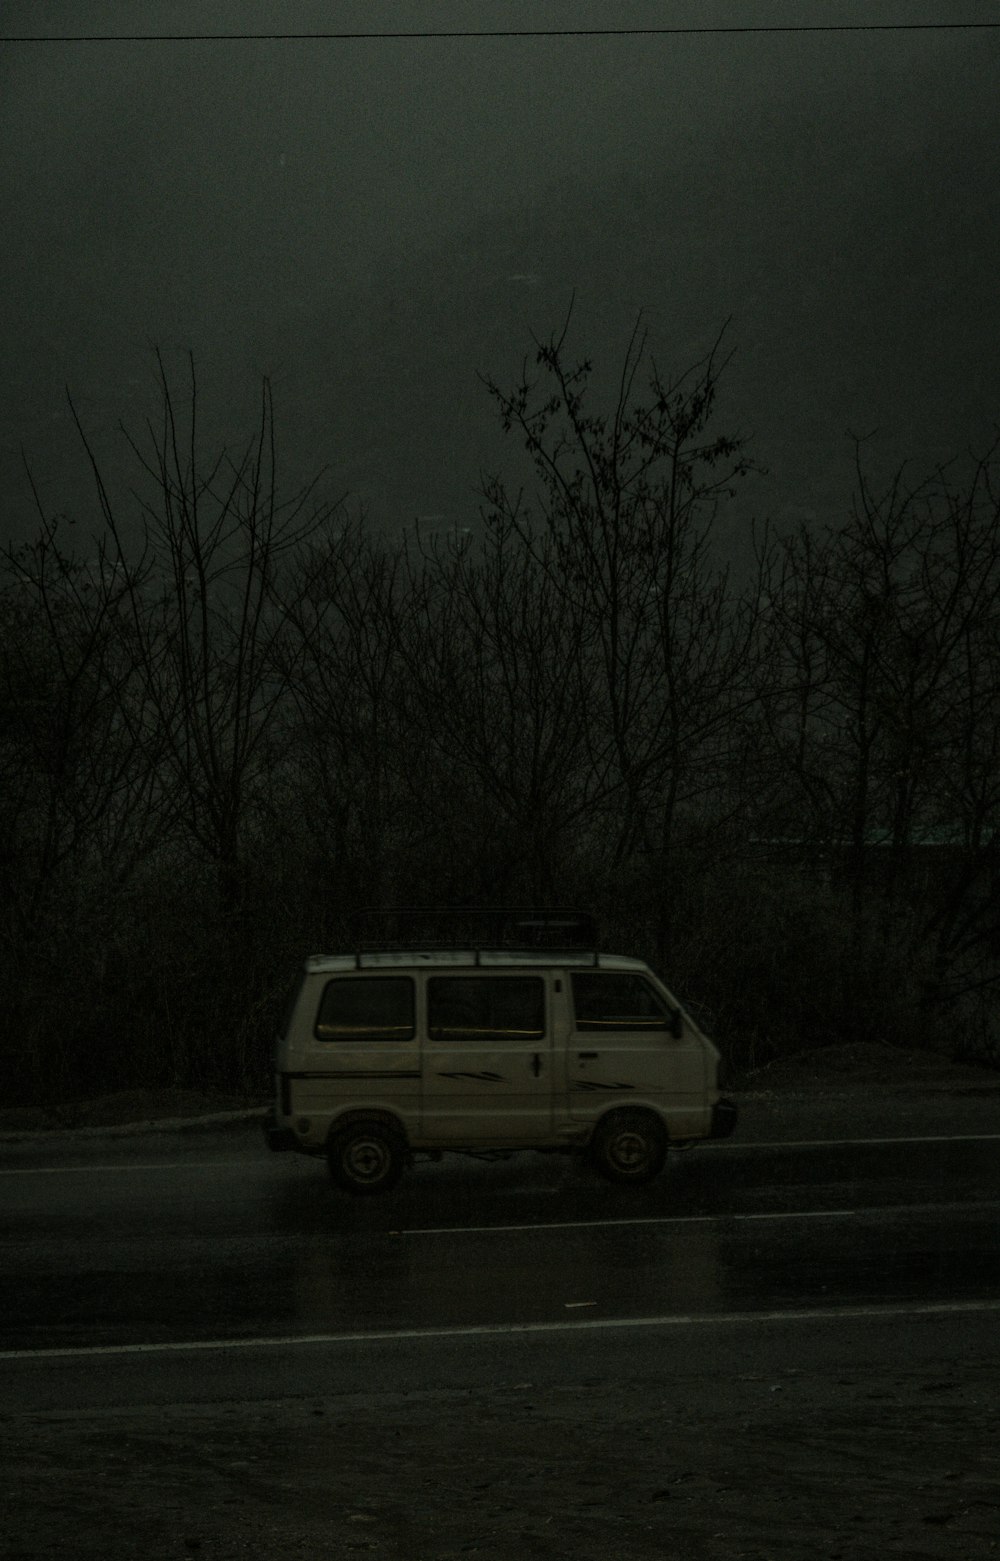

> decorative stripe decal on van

[
  {"left": 287, "top": 1069, "right": 421, "bottom": 1080},
  {"left": 436, "top": 1070, "right": 505, "bottom": 1083},
  {"left": 571, "top": 1080, "right": 636, "bottom": 1091}
]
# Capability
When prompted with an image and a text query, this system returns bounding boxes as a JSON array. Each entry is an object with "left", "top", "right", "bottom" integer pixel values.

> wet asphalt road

[
  {"left": 2, "top": 1097, "right": 999, "bottom": 1383},
  {"left": 5, "top": 1095, "right": 1000, "bottom": 1561}
]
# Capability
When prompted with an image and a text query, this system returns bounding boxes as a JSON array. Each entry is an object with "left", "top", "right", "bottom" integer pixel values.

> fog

[{"left": 3, "top": 0, "right": 999, "bottom": 544}]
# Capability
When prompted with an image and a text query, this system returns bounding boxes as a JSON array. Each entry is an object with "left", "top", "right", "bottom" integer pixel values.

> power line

[{"left": 2, "top": 22, "right": 1000, "bottom": 43}]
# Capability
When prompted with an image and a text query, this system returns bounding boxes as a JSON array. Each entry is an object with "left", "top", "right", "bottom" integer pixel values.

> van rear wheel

[
  {"left": 590, "top": 1109, "right": 667, "bottom": 1186},
  {"left": 328, "top": 1120, "right": 406, "bottom": 1195}
]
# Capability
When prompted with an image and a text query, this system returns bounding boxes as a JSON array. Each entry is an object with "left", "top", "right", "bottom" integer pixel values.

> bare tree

[
  {"left": 479, "top": 308, "right": 759, "bottom": 954},
  {"left": 0, "top": 509, "right": 169, "bottom": 1102},
  {"left": 0, "top": 515, "right": 163, "bottom": 937},
  {"left": 760, "top": 438, "right": 1000, "bottom": 1019},
  {"left": 277, "top": 514, "right": 419, "bottom": 916},
  {"left": 68, "top": 350, "right": 342, "bottom": 918},
  {"left": 400, "top": 514, "right": 599, "bottom": 901}
]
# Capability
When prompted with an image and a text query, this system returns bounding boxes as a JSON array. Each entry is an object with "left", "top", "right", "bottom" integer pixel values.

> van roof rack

[{"left": 350, "top": 906, "right": 598, "bottom": 960}]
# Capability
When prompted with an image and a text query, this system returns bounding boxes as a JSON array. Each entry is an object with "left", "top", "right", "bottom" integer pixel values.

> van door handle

[
  {"left": 532, "top": 1052, "right": 542, "bottom": 1077},
  {"left": 577, "top": 1051, "right": 599, "bottom": 1060}
]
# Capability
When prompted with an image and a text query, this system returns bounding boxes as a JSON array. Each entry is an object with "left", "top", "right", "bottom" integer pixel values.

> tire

[
  {"left": 327, "top": 1120, "right": 407, "bottom": 1195},
  {"left": 589, "top": 1109, "right": 668, "bottom": 1186}
]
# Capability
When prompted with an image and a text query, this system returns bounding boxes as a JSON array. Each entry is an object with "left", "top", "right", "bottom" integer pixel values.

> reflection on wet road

[{"left": 2, "top": 1128, "right": 999, "bottom": 1352}]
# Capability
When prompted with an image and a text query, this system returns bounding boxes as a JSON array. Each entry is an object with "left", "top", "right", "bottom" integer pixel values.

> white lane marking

[
  {"left": 2, "top": 1129, "right": 1000, "bottom": 1175},
  {"left": 394, "top": 1198, "right": 1000, "bottom": 1237},
  {"left": 723, "top": 1133, "right": 1000, "bottom": 1150},
  {"left": 4, "top": 1298, "right": 1000, "bottom": 1362}
]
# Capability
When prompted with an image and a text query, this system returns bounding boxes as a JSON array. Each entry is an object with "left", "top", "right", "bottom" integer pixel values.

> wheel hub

[
  {"left": 611, "top": 1131, "right": 651, "bottom": 1169},
  {"left": 347, "top": 1139, "right": 388, "bottom": 1180}
]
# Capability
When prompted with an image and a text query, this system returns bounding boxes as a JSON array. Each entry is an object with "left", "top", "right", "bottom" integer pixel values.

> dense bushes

[{"left": 3, "top": 328, "right": 999, "bottom": 1105}]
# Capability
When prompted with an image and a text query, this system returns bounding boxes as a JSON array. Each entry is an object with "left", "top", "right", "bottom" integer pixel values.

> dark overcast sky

[{"left": 3, "top": 1, "right": 1000, "bottom": 544}]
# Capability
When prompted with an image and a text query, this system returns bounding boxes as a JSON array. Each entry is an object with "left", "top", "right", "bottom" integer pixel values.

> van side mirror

[{"left": 670, "top": 1007, "right": 684, "bottom": 1039}]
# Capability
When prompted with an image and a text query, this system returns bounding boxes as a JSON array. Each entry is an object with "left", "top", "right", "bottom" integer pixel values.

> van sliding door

[{"left": 421, "top": 974, "right": 552, "bottom": 1143}]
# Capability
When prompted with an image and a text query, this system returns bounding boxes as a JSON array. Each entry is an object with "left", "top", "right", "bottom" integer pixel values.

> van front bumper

[
  {"left": 709, "top": 1098, "right": 738, "bottom": 1139},
  {"left": 263, "top": 1107, "right": 297, "bottom": 1152}
]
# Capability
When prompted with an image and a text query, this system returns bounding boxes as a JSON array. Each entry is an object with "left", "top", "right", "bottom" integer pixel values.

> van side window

[
  {"left": 428, "top": 977, "right": 545, "bottom": 1042},
  {"left": 572, "top": 973, "right": 670, "bottom": 1032},
  {"left": 315, "top": 977, "right": 415, "bottom": 1042}
]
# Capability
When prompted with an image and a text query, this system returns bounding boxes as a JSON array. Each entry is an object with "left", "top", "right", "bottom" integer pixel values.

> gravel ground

[{"left": 3, "top": 1365, "right": 1000, "bottom": 1560}]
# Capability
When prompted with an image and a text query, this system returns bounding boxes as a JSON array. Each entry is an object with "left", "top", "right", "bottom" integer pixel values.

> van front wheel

[
  {"left": 328, "top": 1120, "right": 406, "bottom": 1195},
  {"left": 589, "top": 1109, "right": 667, "bottom": 1186}
]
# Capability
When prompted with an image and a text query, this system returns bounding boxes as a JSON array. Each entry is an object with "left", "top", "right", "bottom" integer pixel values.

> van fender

[
  {"left": 325, "top": 1106, "right": 411, "bottom": 1148},
  {"left": 587, "top": 1100, "right": 670, "bottom": 1142}
]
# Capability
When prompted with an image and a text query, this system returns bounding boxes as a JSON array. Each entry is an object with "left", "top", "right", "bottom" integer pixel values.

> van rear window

[
  {"left": 571, "top": 972, "right": 670, "bottom": 1032},
  {"left": 279, "top": 970, "right": 305, "bottom": 1040},
  {"left": 428, "top": 976, "right": 545, "bottom": 1042},
  {"left": 315, "top": 977, "right": 415, "bottom": 1042}
]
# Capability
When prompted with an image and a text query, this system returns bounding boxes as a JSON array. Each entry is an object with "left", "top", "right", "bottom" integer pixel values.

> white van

[{"left": 265, "top": 910, "right": 736, "bottom": 1193}]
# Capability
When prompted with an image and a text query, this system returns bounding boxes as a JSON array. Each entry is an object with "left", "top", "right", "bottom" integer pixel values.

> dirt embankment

[
  {"left": 738, "top": 1040, "right": 1000, "bottom": 1094},
  {"left": 0, "top": 1089, "right": 256, "bottom": 1135}
]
